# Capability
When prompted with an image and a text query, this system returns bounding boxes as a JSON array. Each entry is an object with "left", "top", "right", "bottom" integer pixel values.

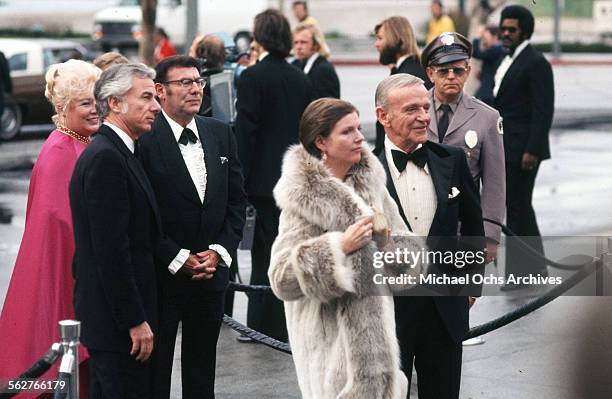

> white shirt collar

[
  {"left": 258, "top": 51, "right": 269, "bottom": 62},
  {"left": 161, "top": 109, "right": 198, "bottom": 143},
  {"left": 384, "top": 136, "right": 428, "bottom": 177},
  {"left": 510, "top": 39, "right": 529, "bottom": 60},
  {"left": 104, "top": 121, "right": 135, "bottom": 153},
  {"left": 395, "top": 54, "right": 409, "bottom": 69},
  {"left": 303, "top": 53, "right": 320, "bottom": 74}
]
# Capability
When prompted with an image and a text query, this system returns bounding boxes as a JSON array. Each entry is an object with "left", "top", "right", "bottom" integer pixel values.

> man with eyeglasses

[
  {"left": 422, "top": 31, "right": 505, "bottom": 269},
  {"left": 138, "top": 55, "right": 246, "bottom": 398},
  {"left": 494, "top": 5, "right": 554, "bottom": 287}
]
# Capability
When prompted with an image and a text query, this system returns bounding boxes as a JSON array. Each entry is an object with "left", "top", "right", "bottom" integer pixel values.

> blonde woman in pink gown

[{"left": 0, "top": 59, "right": 100, "bottom": 397}]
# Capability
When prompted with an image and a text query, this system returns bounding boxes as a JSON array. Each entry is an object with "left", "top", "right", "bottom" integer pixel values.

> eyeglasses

[
  {"left": 161, "top": 77, "right": 206, "bottom": 88},
  {"left": 500, "top": 26, "right": 518, "bottom": 33},
  {"left": 431, "top": 67, "right": 468, "bottom": 77}
]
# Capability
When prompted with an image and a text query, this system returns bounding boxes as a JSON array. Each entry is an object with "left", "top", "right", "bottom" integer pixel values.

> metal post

[
  {"left": 59, "top": 320, "right": 80, "bottom": 399},
  {"left": 553, "top": 0, "right": 562, "bottom": 59},
  {"left": 186, "top": 0, "right": 199, "bottom": 54},
  {"left": 603, "top": 237, "right": 612, "bottom": 295}
]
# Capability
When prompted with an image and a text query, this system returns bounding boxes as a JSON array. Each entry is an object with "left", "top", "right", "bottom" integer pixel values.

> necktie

[
  {"left": 178, "top": 128, "right": 197, "bottom": 145},
  {"left": 391, "top": 148, "right": 427, "bottom": 172},
  {"left": 437, "top": 104, "right": 452, "bottom": 143}
]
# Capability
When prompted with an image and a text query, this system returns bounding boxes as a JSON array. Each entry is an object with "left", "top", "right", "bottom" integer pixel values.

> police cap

[{"left": 421, "top": 32, "right": 472, "bottom": 69}]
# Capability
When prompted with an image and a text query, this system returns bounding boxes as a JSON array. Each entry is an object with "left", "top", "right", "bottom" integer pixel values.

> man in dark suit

[
  {"left": 493, "top": 5, "right": 554, "bottom": 284},
  {"left": 292, "top": 22, "right": 340, "bottom": 99},
  {"left": 375, "top": 73, "right": 484, "bottom": 399},
  {"left": 138, "top": 55, "right": 246, "bottom": 398},
  {"left": 70, "top": 64, "right": 163, "bottom": 398},
  {"left": 472, "top": 25, "right": 504, "bottom": 105},
  {"left": 235, "top": 9, "right": 311, "bottom": 342},
  {"left": 373, "top": 16, "right": 433, "bottom": 155}
]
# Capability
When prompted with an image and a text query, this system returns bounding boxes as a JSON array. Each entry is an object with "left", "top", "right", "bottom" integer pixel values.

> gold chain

[{"left": 57, "top": 125, "right": 91, "bottom": 145}]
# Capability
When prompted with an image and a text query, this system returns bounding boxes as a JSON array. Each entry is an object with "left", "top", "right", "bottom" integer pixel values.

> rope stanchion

[
  {"left": 222, "top": 315, "right": 292, "bottom": 354},
  {"left": 465, "top": 258, "right": 601, "bottom": 340},
  {"left": 0, "top": 343, "right": 63, "bottom": 398},
  {"left": 483, "top": 218, "right": 590, "bottom": 271}
]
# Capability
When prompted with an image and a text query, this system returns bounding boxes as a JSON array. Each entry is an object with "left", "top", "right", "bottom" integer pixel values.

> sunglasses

[
  {"left": 500, "top": 26, "right": 518, "bottom": 33},
  {"left": 431, "top": 67, "right": 468, "bottom": 77}
]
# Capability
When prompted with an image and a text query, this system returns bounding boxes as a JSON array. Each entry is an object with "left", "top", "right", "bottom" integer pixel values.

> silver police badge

[
  {"left": 440, "top": 32, "right": 455, "bottom": 46},
  {"left": 497, "top": 117, "right": 504, "bottom": 135},
  {"left": 464, "top": 130, "right": 478, "bottom": 149}
]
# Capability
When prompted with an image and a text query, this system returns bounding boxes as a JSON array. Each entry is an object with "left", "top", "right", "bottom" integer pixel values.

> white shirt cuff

[
  {"left": 168, "top": 248, "right": 190, "bottom": 274},
  {"left": 209, "top": 244, "right": 232, "bottom": 267}
]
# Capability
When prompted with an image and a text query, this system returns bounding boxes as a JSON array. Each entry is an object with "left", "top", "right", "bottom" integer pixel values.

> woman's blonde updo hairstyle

[{"left": 44, "top": 59, "right": 101, "bottom": 126}]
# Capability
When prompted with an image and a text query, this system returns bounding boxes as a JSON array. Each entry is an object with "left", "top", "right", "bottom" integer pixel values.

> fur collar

[{"left": 274, "top": 144, "right": 388, "bottom": 232}]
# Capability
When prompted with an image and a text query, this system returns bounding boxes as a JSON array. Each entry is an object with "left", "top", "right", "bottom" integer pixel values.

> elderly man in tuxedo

[
  {"left": 70, "top": 63, "right": 162, "bottom": 398},
  {"left": 375, "top": 73, "right": 484, "bottom": 399},
  {"left": 138, "top": 55, "right": 246, "bottom": 399}
]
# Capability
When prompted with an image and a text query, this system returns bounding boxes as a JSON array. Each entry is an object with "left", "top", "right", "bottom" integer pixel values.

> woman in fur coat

[{"left": 269, "top": 98, "right": 418, "bottom": 398}]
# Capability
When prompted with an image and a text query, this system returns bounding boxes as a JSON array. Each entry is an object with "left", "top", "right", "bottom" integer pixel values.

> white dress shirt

[
  {"left": 161, "top": 111, "right": 233, "bottom": 273},
  {"left": 384, "top": 136, "right": 437, "bottom": 236},
  {"left": 105, "top": 122, "right": 135, "bottom": 153},
  {"left": 493, "top": 39, "right": 529, "bottom": 97},
  {"left": 303, "top": 53, "right": 320, "bottom": 74}
]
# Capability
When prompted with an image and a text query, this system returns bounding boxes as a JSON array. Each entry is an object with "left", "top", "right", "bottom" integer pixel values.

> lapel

[
  {"left": 194, "top": 116, "right": 220, "bottom": 210},
  {"left": 378, "top": 149, "right": 411, "bottom": 230},
  {"left": 154, "top": 114, "right": 202, "bottom": 206},
  {"left": 427, "top": 89, "right": 439, "bottom": 140},
  {"left": 423, "top": 142, "right": 454, "bottom": 236},
  {"left": 496, "top": 44, "right": 531, "bottom": 99},
  {"left": 444, "top": 93, "right": 476, "bottom": 138},
  {"left": 100, "top": 126, "right": 162, "bottom": 229}
]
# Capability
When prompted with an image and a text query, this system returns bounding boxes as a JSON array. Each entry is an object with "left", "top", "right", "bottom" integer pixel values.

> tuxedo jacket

[
  {"left": 138, "top": 114, "right": 246, "bottom": 294},
  {"left": 373, "top": 55, "right": 433, "bottom": 155},
  {"left": 292, "top": 56, "right": 340, "bottom": 99},
  {"left": 235, "top": 54, "right": 312, "bottom": 198},
  {"left": 493, "top": 43, "right": 554, "bottom": 163},
  {"left": 70, "top": 125, "right": 161, "bottom": 352},
  {"left": 378, "top": 140, "right": 485, "bottom": 343}
]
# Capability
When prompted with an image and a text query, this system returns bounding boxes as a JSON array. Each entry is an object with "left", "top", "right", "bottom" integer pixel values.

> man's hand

[
  {"left": 129, "top": 321, "right": 154, "bottom": 362},
  {"left": 177, "top": 254, "right": 207, "bottom": 277},
  {"left": 468, "top": 296, "right": 477, "bottom": 309},
  {"left": 485, "top": 239, "right": 498, "bottom": 264},
  {"left": 521, "top": 152, "right": 539, "bottom": 172},
  {"left": 191, "top": 250, "right": 220, "bottom": 281}
]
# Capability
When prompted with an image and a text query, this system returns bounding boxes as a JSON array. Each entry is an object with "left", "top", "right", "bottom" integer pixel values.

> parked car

[{"left": 0, "top": 38, "right": 91, "bottom": 140}]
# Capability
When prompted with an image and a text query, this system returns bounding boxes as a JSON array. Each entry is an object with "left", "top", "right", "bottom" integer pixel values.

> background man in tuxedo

[
  {"left": 375, "top": 73, "right": 484, "bottom": 399},
  {"left": 70, "top": 63, "right": 162, "bottom": 398},
  {"left": 373, "top": 16, "right": 432, "bottom": 155},
  {"left": 138, "top": 55, "right": 246, "bottom": 398},
  {"left": 422, "top": 32, "right": 505, "bottom": 265},
  {"left": 235, "top": 9, "right": 311, "bottom": 342},
  {"left": 493, "top": 5, "right": 554, "bottom": 285},
  {"left": 292, "top": 22, "right": 340, "bottom": 99}
]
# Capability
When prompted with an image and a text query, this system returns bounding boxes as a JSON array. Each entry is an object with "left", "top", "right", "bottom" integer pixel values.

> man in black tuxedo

[
  {"left": 138, "top": 56, "right": 246, "bottom": 398},
  {"left": 375, "top": 73, "right": 484, "bottom": 399},
  {"left": 291, "top": 22, "right": 340, "bottom": 99},
  {"left": 235, "top": 9, "right": 311, "bottom": 342},
  {"left": 70, "top": 64, "right": 162, "bottom": 398},
  {"left": 373, "top": 16, "right": 433, "bottom": 155},
  {"left": 493, "top": 5, "right": 554, "bottom": 284}
]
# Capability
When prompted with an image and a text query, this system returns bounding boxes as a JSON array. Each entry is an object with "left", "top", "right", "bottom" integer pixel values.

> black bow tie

[
  {"left": 391, "top": 148, "right": 427, "bottom": 172},
  {"left": 178, "top": 128, "right": 197, "bottom": 145}
]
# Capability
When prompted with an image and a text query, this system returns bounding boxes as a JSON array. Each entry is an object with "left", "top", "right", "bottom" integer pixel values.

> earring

[{"left": 322, "top": 151, "right": 328, "bottom": 162}]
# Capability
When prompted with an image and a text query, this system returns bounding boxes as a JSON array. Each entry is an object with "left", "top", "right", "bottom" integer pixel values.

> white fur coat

[{"left": 269, "top": 144, "right": 411, "bottom": 399}]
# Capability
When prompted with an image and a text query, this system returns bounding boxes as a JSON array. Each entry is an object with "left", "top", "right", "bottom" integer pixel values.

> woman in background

[
  {"left": 0, "top": 59, "right": 100, "bottom": 396},
  {"left": 268, "top": 98, "right": 417, "bottom": 398}
]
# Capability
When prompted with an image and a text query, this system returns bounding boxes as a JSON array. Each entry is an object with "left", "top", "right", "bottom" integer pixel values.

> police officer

[{"left": 421, "top": 32, "right": 505, "bottom": 264}]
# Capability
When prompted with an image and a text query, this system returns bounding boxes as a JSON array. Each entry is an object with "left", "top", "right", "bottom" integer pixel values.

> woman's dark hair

[
  {"left": 300, "top": 98, "right": 358, "bottom": 158},
  {"left": 500, "top": 5, "right": 535, "bottom": 39},
  {"left": 253, "top": 9, "right": 292, "bottom": 58}
]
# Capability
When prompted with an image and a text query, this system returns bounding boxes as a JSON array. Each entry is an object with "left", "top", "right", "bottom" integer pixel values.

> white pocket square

[
  {"left": 448, "top": 187, "right": 460, "bottom": 199},
  {"left": 220, "top": 156, "right": 228, "bottom": 165}
]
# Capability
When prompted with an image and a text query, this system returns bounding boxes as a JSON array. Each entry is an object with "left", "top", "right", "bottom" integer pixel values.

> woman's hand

[{"left": 341, "top": 216, "right": 373, "bottom": 254}]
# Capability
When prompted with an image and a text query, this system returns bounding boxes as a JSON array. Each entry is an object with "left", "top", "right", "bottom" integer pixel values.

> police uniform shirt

[
  {"left": 384, "top": 135, "right": 437, "bottom": 236},
  {"left": 434, "top": 92, "right": 461, "bottom": 131}
]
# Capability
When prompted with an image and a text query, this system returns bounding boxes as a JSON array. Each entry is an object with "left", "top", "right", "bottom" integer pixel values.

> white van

[{"left": 92, "top": 0, "right": 270, "bottom": 52}]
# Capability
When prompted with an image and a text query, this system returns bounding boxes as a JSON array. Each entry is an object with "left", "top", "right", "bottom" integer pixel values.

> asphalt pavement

[{"left": 1, "top": 62, "right": 612, "bottom": 398}]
